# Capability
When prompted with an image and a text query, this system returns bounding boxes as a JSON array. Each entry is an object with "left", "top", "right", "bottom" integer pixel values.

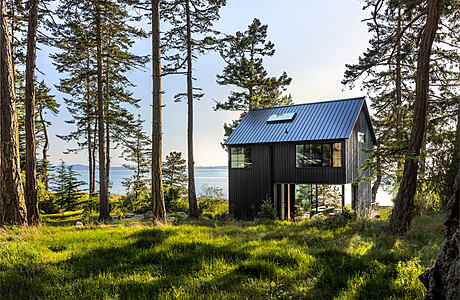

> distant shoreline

[{"left": 60, "top": 164, "right": 227, "bottom": 171}]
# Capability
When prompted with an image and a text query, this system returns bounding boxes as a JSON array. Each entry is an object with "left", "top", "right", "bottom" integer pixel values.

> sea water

[{"left": 73, "top": 167, "right": 229, "bottom": 198}]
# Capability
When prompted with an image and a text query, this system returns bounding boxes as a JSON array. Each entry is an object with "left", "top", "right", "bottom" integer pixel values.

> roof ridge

[{"left": 248, "top": 96, "right": 365, "bottom": 112}]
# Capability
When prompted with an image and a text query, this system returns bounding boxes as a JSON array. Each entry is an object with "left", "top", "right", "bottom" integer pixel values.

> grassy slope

[{"left": 0, "top": 210, "right": 444, "bottom": 300}]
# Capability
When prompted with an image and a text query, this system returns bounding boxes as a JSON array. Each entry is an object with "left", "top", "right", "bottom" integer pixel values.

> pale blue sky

[{"left": 38, "top": 0, "right": 371, "bottom": 167}]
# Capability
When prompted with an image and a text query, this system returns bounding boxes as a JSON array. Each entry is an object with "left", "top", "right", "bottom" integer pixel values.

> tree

[
  {"left": 35, "top": 81, "right": 59, "bottom": 191},
  {"left": 215, "top": 18, "right": 292, "bottom": 137},
  {"left": 52, "top": 162, "right": 85, "bottom": 211},
  {"left": 94, "top": 1, "right": 111, "bottom": 221},
  {"left": 151, "top": 0, "right": 166, "bottom": 224},
  {"left": 24, "top": 0, "right": 40, "bottom": 225},
  {"left": 121, "top": 116, "right": 151, "bottom": 204},
  {"left": 343, "top": 0, "right": 458, "bottom": 224},
  {"left": 0, "top": 0, "right": 27, "bottom": 225},
  {"left": 162, "top": 0, "right": 226, "bottom": 218},
  {"left": 420, "top": 170, "right": 459, "bottom": 299},
  {"left": 163, "top": 151, "right": 187, "bottom": 191},
  {"left": 387, "top": 0, "right": 443, "bottom": 234}
]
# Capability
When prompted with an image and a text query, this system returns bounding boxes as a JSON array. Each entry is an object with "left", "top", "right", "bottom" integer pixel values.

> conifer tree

[
  {"left": 121, "top": 116, "right": 151, "bottom": 204},
  {"left": 344, "top": 0, "right": 458, "bottom": 231},
  {"left": 163, "top": 151, "right": 187, "bottom": 191},
  {"left": 24, "top": 0, "right": 40, "bottom": 224},
  {"left": 52, "top": 162, "right": 85, "bottom": 211},
  {"left": 0, "top": 0, "right": 27, "bottom": 225},
  {"left": 162, "top": 0, "right": 226, "bottom": 218},
  {"left": 215, "top": 18, "right": 292, "bottom": 137}
]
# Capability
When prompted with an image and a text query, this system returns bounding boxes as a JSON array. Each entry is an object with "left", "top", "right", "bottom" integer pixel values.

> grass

[{"left": 0, "top": 209, "right": 444, "bottom": 299}]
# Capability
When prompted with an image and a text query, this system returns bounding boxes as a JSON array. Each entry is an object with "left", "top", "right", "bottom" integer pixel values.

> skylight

[{"left": 267, "top": 112, "right": 296, "bottom": 123}]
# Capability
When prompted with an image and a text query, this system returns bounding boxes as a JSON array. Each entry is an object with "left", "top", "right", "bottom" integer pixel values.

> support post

[
  {"left": 342, "top": 185, "right": 345, "bottom": 210},
  {"left": 273, "top": 184, "right": 278, "bottom": 219},
  {"left": 316, "top": 184, "right": 318, "bottom": 213},
  {"left": 287, "top": 184, "right": 291, "bottom": 221},
  {"left": 280, "top": 184, "right": 285, "bottom": 220}
]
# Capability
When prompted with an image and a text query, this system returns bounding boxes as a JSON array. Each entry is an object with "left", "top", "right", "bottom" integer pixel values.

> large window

[
  {"left": 296, "top": 142, "right": 342, "bottom": 168},
  {"left": 231, "top": 147, "right": 252, "bottom": 168}
]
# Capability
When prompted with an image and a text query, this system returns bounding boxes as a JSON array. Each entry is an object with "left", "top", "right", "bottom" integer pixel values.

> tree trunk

[
  {"left": 371, "top": 165, "right": 382, "bottom": 204},
  {"left": 86, "top": 57, "right": 93, "bottom": 196},
  {"left": 92, "top": 122, "right": 97, "bottom": 194},
  {"left": 25, "top": 0, "right": 40, "bottom": 225},
  {"left": 95, "top": 4, "right": 111, "bottom": 221},
  {"left": 386, "top": 0, "right": 442, "bottom": 235},
  {"left": 185, "top": 0, "right": 199, "bottom": 218},
  {"left": 151, "top": 0, "right": 166, "bottom": 225},
  {"left": 444, "top": 103, "right": 460, "bottom": 206},
  {"left": 395, "top": 4, "right": 404, "bottom": 177},
  {"left": 106, "top": 122, "right": 110, "bottom": 188},
  {"left": 419, "top": 170, "right": 459, "bottom": 299},
  {"left": 38, "top": 103, "right": 49, "bottom": 191},
  {"left": 0, "top": 0, "right": 26, "bottom": 225}
]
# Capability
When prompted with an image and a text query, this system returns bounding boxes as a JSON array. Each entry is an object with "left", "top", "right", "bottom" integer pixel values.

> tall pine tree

[{"left": 215, "top": 18, "right": 292, "bottom": 137}]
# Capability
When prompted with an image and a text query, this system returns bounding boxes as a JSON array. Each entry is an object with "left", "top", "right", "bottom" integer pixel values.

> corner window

[
  {"left": 231, "top": 147, "right": 252, "bottom": 168},
  {"left": 358, "top": 131, "right": 365, "bottom": 144},
  {"left": 296, "top": 142, "right": 342, "bottom": 168}
]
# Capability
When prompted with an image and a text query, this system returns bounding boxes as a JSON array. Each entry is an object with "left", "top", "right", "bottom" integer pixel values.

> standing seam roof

[{"left": 224, "top": 97, "right": 366, "bottom": 145}]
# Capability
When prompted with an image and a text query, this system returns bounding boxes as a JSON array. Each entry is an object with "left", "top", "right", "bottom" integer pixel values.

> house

[{"left": 224, "top": 97, "right": 377, "bottom": 220}]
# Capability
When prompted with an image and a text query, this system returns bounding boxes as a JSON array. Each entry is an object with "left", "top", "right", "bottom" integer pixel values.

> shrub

[
  {"left": 198, "top": 185, "right": 228, "bottom": 216},
  {"left": 258, "top": 196, "right": 277, "bottom": 220}
]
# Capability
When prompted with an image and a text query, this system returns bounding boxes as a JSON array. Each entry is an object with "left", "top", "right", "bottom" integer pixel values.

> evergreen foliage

[
  {"left": 162, "top": 151, "right": 187, "bottom": 191},
  {"left": 51, "top": 162, "right": 85, "bottom": 211},
  {"left": 215, "top": 18, "right": 292, "bottom": 137},
  {"left": 121, "top": 116, "right": 151, "bottom": 205}
]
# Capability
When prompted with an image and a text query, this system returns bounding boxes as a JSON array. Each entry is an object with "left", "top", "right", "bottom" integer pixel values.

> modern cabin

[{"left": 224, "top": 97, "right": 377, "bottom": 220}]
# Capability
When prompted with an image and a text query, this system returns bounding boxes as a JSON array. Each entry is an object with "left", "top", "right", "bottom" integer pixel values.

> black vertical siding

[
  {"left": 228, "top": 144, "right": 272, "bottom": 219},
  {"left": 346, "top": 109, "right": 375, "bottom": 216}
]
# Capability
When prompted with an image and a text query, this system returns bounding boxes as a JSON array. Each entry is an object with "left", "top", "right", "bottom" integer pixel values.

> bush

[
  {"left": 198, "top": 185, "right": 228, "bottom": 216},
  {"left": 258, "top": 196, "right": 277, "bottom": 220}
]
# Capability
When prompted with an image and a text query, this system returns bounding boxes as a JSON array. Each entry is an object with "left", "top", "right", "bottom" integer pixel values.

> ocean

[
  {"left": 73, "top": 166, "right": 229, "bottom": 198},
  {"left": 70, "top": 165, "right": 392, "bottom": 205}
]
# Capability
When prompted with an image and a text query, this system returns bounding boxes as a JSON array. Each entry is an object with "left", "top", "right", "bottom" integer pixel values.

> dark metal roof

[{"left": 224, "top": 97, "right": 371, "bottom": 145}]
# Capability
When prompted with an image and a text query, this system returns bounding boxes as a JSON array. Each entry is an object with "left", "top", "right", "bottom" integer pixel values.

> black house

[{"left": 224, "top": 97, "right": 377, "bottom": 220}]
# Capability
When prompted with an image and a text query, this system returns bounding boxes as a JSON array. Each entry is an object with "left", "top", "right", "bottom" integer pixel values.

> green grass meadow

[{"left": 0, "top": 208, "right": 444, "bottom": 299}]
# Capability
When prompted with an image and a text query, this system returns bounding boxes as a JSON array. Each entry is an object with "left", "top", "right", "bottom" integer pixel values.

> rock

[
  {"left": 167, "top": 217, "right": 176, "bottom": 222},
  {"left": 144, "top": 211, "right": 153, "bottom": 218},
  {"left": 177, "top": 212, "right": 187, "bottom": 217},
  {"left": 420, "top": 170, "right": 459, "bottom": 299},
  {"left": 74, "top": 221, "right": 84, "bottom": 228}
]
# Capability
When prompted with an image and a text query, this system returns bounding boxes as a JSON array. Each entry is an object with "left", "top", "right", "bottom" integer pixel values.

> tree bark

[
  {"left": 25, "top": 0, "right": 40, "bottom": 225},
  {"left": 386, "top": 0, "right": 442, "bottom": 235},
  {"left": 38, "top": 103, "right": 49, "bottom": 191},
  {"left": 151, "top": 0, "right": 166, "bottom": 225},
  {"left": 95, "top": 4, "right": 111, "bottom": 221},
  {"left": 371, "top": 165, "right": 382, "bottom": 204},
  {"left": 0, "top": 0, "right": 27, "bottom": 225},
  {"left": 185, "top": 0, "right": 199, "bottom": 218},
  {"left": 419, "top": 170, "right": 459, "bottom": 299},
  {"left": 86, "top": 57, "right": 93, "bottom": 196}
]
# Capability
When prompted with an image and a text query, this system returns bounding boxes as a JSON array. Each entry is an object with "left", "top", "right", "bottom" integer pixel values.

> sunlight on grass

[{"left": 0, "top": 212, "right": 444, "bottom": 299}]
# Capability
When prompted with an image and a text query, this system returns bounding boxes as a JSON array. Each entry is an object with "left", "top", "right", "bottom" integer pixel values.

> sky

[{"left": 37, "top": 0, "right": 372, "bottom": 167}]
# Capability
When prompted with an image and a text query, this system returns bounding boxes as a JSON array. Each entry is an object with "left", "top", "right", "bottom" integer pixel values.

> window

[
  {"left": 322, "top": 144, "right": 331, "bottom": 167},
  {"left": 296, "top": 142, "right": 342, "bottom": 168},
  {"left": 267, "top": 112, "right": 296, "bottom": 123},
  {"left": 333, "top": 143, "right": 342, "bottom": 167},
  {"left": 358, "top": 131, "right": 365, "bottom": 144},
  {"left": 231, "top": 147, "right": 252, "bottom": 168}
]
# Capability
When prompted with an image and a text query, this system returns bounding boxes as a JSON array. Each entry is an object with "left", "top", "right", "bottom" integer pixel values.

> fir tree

[
  {"left": 52, "top": 162, "right": 85, "bottom": 211},
  {"left": 121, "top": 116, "right": 151, "bottom": 204},
  {"left": 163, "top": 151, "right": 187, "bottom": 191},
  {"left": 215, "top": 18, "right": 292, "bottom": 137},
  {"left": 162, "top": 0, "right": 227, "bottom": 218}
]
